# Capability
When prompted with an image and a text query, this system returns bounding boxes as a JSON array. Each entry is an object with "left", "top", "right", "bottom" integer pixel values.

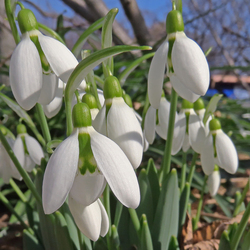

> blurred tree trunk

[
  {"left": 62, "top": 0, "right": 135, "bottom": 45},
  {"left": 119, "top": 0, "right": 152, "bottom": 45}
]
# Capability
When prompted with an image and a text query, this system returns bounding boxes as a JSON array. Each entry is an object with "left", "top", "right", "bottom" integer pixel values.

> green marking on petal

[{"left": 78, "top": 132, "right": 97, "bottom": 175}]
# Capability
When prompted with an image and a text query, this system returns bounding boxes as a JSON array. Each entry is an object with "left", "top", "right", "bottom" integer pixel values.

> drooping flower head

[
  {"left": 207, "top": 165, "right": 221, "bottom": 197},
  {"left": 13, "top": 124, "right": 44, "bottom": 172},
  {"left": 93, "top": 76, "right": 143, "bottom": 169},
  {"left": 148, "top": 9, "right": 210, "bottom": 108},
  {"left": 42, "top": 102, "right": 140, "bottom": 214},
  {"left": 201, "top": 118, "right": 238, "bottom": 175},
  {"left": 10, "top": 9, "right": 78, "bottom": 110}
]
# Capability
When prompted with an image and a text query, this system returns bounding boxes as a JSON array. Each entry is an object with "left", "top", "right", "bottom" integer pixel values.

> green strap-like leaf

[
  {"left": 152, "top": 168, "right": 179, "bottom": 250},
  {"left": 72, "top": 17, "right": 104, "bottom": 57},
  {"left": 203, "top": 94, "right": 223, "bottom": 124},
  {"left": 140, "top": 215, "right": 153, "bottom": 250},
  {"left": 168, "top": 235, "right": 180, "bottom": 250},
  {"left": 241, "top": 229, "right": 250, "bottom": 250},
  {"left": 65, "top": 45, "right": 151, "bottom": 135},
  {"left": 110, "top": 225, "right": 120, "bottom": 250},
  {"left": 23, "top": 229, "right": 44, "bottom": 250}
]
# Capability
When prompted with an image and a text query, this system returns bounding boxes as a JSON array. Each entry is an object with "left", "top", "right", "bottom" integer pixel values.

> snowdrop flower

[
  {"left": 93, "top": 76, "right": 143, "bottom": 169},
  {"left": 172, "top": 100, "right": 206, "bottom": 155},
  {"left": 148, "top": 9, "right": 209, "bottom": 108},
  {"left": 69, "top": 197, "right": 109, "bottom": 241},
  {"left": 43, "top": 103, "right": 140, "bottom": 214},
  {"left": 201, "top": 118, "right": 238, "bottom": 175},
  {"left": 13, "top": 124, "right": 44, "bottom": 172},
  {"left": 0, "top": 126, "right": 22, "bottom": 183},
  {"left": 207, "top": 166, "right": 220, "bottom": 197},
  {"left": 10, "top": 9, "right": 78, "bottom": 110}
]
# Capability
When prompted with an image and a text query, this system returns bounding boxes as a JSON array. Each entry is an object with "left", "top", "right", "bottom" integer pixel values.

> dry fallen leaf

[
  {"left": 181, "top": 212, "right": 193, "bottom": 250},
  {"left": 188, "top": 239, "right": 220, "bottom": 250}
]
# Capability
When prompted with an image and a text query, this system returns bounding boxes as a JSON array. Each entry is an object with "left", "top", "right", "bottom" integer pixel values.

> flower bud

[
  {"left": 72, "top": 103, "right": 92, "bottom": 128},
  {"left": 166, "top": 10, "right": 184, "bottom": 34},
  {"left": 17, "top": 124, "right": 27, "bottom": 134},
  {"left": 209, "top": 118, "right": 221, "bottom": 131},
  {"left": 17, "top": 9, "right": 39, "bottom": 34},
  {"left": 103, "top": 76, "right": 122, "bottom": 99},
  {"left": 82, "top": 94, "right": 98, "bottom": 109}
]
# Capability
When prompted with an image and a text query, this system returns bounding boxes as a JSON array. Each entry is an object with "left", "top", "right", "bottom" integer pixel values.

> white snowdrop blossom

[
  {"left": 144, "top": 97, "right": 178, "bottom": 144},
  {"left": 13, "top": 124, "right": 44, "bottom": 172},
  {"left": 201, "top": 118, "right": 238, "bottom": 175},
  {"left": 69, "top": 197, "right": 109, "bottom": 241},
  {"left": 42, "top": 103, "right": 140, "bottom": 214},
  {"left": 10, "top": 9, "right": 78, "bottom": 110},
  {"left": 93, "top": 76, "right": 143, "bottom": 169},
  {"left": 172, "top": 100, "right": 206, "bottom": 155},
  {"left": 147, "top": 10, "right": 209, "bottom": 108},
  {"left": 0, "top": 128, "right": 22, "bottom": 183},
  {"left": 207, "top": 167, "right": 220, "bottom": 197}
]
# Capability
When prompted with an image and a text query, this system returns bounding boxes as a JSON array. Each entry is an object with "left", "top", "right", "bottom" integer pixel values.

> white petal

[
  {"left": 188, "top": 110, "right": 206, "bottom": 153},
  {"left": 69, "top": 171, "right": 106, "bottom": 206},
  {"left": 78, "top": 79, "right": 87, "bottom": 91},
  {"left": 10, "top": 33, "right": 42, "bottom": 110},
  {"left": 196, "top": 108, "right": 206, "bottom": 121},
  {"left": 170, "top": 75, "right": 200, "bottom": 103},
  {"left": 0, "top": 142, "right": 14, "bottom": 183},
  {"left": 38, "top": 73, "right": 58, "bottom": 105},
  {"left": 90, "top": 127, "right": 140, "bottom": 209},
  {"left": 90, "top": 108, "right": 99, "bottom": 121},
  {"left": 107, "top": 98, "right": 143, "bottom": 169},
  {"left": 25, "top": 135, "right": 44, "bottom": 165},
  {"left": 38, "top": 35, "right": 78, "bottom": 82},
  {"left": 171, "top": 111, "right": 186, "bottom": 155},
  {"left": 43, "top": 79, "right": 64, "bottom": 118},
  {"left": 24, "top": 155, "right": 36, "bottom": 172},
  {"left": 68, "top": 196, "right": 102, "bottom": 242},
  {"left": 97, "top": 199, "right": 109, "bottom": 237},
  {"left": 13, "top": 136, "right": 25, "bottom": 168},
  {"left": 172, "top": 34, "right": 210, "bottom": 96},
  {"left": 92, "top": 105, "right": 107, "bottom": 135},
  {"left": 207, "top": 171, "right": 220, "bottom": 197},
  {"left": 144, "top": 106, "right": 156, "bottom": 144},
  {"left": 97, "top": 89, "right": 105, "bottom": 107},
  {"left": 148, "top": 40, "right": 169, "bottom": 109},
  {"left": 142, "top": 131, "right": 149, "bottom": 152},
  {"left": 42, "top": 129, "right": 79, "bottom": 214},
  {"left": 215, "top": 131, "right": 238, "bottom": 174},
  {"left": 201, "top": 135, "right": 215, "bottom": 175}
]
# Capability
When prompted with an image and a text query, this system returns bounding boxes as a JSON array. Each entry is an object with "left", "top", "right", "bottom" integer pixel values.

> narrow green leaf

[
  {"left": 241, "top": 229, "right": 250, "bottom": 250},
  {"left": 35, "top": 168, "right": 58, "bottom": 250},
  {"left": 146, "top": 158, "right": 160, "bottom": 213},
  {"left": 152, "top": 168, "right": 179, "bottom": 250},
  {"left": 140, "top": 215, "right": 153, "bottom": 250},
  {"left": 118, "top": 52, "right": 155, "bottom": 85},
  {"left": 102, "top": 8, "right": 118, "bottom": 75},
  {"left": 179, "top": 183, "right": 190, "bottom": 235},
  {"left": 46, "top": 140, "right": 62, "bottom": 154},
  {"left": 60, "top": 203, "right": 81, "bottom": 250},
  {"left": 118, "top": 208, "right": 131, "bottom": 249},
  {"left": 218, "top": 230, "right": 231, "bottom": 250},
  {"left": 54, "top": 211, "right": 74, "bottom": 250},
  {"left": 137, "top": 169, "right": 154, "bottom": 227},
  {"left": 234, "top": 191, "right": 246, "bottom": 216},
  {"left": 228, "top": 223, "right": 238, "bottom": 242},
  {"left": 72, "top": 17, "right": 104, "bottom": 57},
  {"left": 23, "top": 229, "right": 44, "bottom": 250},
  {"left": 110, "top": 225, "right": 120, "bottom": 250},
  {"left": 168, "top": 235, "right": 180, "bottom": 250},
  {"left": 65, "top": 45, "right": 152, "bottom": 135},
  {"left": 203, "top": 94, "right": 223, "bottom": 124}
]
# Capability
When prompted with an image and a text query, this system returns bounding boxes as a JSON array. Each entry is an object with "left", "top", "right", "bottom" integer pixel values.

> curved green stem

[
  {"left": 0, "top": 130, "right": 42, "bottom": 206},
  {"left": 193, "top": 175, "right": 208, "bottom": 230},
  {"left": 161, "top": 88, "right": 178, "bottom": 181},
  {"left": 38, "top": 23, "right": 65, "bottom": 44},
  {"left": 35, "top": 104, "right": 51, "bottom": 144},
  {"left": 186, "top": 152, "right": 198, "bottom": 184},
  {"left": 233, "top": 180, "right": 249, "bottom": 217},
  {"left": 5, "top": 0, "right": 20, "bottom": 45},
  {"left": 94, "top": 75, "right": 104, "bottom": 89},
  {"left": 9, "top": 178, "right": 27, "bottom": 203},
  {"left": 128, "top": 208, "right": 140, "bottom": 238},
  {"left": 141, "top": 94, "right": 150, "bottom": 130},
  {"left": 103, "top": 185, "right": 111, "bottom": 249},
  {"left": 180, "top": 152, "right": 187, "bottom": 192},
  {"left": 114, "top": 201, "right": 123, "bottom": 228},
  {"left": 231, "top": 201, "right": 250, "bottom": 250}
]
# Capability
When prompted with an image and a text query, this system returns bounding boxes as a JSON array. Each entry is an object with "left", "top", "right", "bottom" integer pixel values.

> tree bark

[
  {"left": 119, "top": 0, "right": 151, "bottom": 45},
  {"left": 62, "top": 0, "right": 135, "bottom": 45}
]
